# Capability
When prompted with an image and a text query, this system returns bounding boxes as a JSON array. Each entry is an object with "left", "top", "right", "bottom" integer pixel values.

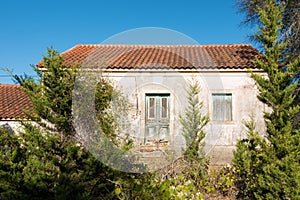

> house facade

[
  {"left": 1, "top": 44, "right": 266, "bottom": 165},
  {"left": 60, "top": 44, "right": 266, "bottom": 165}
]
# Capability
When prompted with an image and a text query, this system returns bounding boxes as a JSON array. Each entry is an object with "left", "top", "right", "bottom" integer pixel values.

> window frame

[{"left": 211, "top": 93, "right": 233, "bottom": 122}]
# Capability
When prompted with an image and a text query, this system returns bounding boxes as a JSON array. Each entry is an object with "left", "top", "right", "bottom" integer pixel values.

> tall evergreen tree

[
  {"left": 236, "top": 0, "right": 300, "bottom": 59},
  {"left": 0, "top": 48, "right": 133, "bottom": 199},
  {"left": 179, "top": 78, "right": 209, "bottom": 161},
  {"left": 234, "top": 0, "right": 300, "bottom": 199}
]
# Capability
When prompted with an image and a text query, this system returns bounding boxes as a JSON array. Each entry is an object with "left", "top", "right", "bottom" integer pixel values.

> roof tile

[
  {"left": 52, "top": 44, "right": 261, "bottom": 70},
  {"left": 0, "top": 84, "right": 33, "bottom": 120}
]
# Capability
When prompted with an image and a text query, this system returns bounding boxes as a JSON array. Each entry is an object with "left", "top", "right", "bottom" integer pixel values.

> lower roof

[{"left": 0, "top": 84, "right": 32, "bottom": 120}]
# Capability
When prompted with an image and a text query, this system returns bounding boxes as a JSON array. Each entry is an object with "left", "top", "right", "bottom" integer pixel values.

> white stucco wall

[
  {"left": 104, "top": 70, "right": 266, "bottom": 164},
  {"left": 0, "top": 70, "right": 266, "bottom": 165},
  {"left": 0, "top": 120, "right": 24, "bottom": 134}
]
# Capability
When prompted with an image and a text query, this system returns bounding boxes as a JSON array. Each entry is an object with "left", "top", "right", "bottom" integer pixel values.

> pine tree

[
  {"left": 179, "top": 78, "right": 209, "bottom": 161},
  {"left": 0, "top": 127, "right": 27, "bottom": 199},
  {"left": 0, "top": 48, "right": 133, "bottom": 199},
  {"left": 233, "top": 117, "right": 267, "bottom": 199},
  {"left": 234, "top": 0, "right": 300, "bottom": 199}
]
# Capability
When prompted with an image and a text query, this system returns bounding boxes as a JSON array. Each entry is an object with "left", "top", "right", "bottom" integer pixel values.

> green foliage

[
  {"left": 236, "top": 0, "right": 300, "bottom": 60},
  {"left": 233, "top": 117, "right": 267, "bottom": 199},
  {"left": 95, "top": 78, "right": 116, "bottom": 141},
  {"left": 0, "top": 48, "right": 135, "bottom": 199},
  {"left": 15, "top": 48, "right": 76, "bottom": 136},
  {"left": 234, "top": 1, "right": 300, "bottom": 199},
  {"left": 206, "top": 166, "right": 235, "bottom": 197},
  {"left": 95, "top": 78, "right": 133, "bottom": 150},
  {"left": 115, "top": 161, "right": 209, "bottom": 200},
  {"left": 114, "top": 78, "right": 236, "bottom": 200},
  {"left": 179, "top": 78, "right": 209, "bottom": 161},
  {"left": 0, "top": 127, "right": 26, "bottom": 199},
  {"left": 116, "top": 158, "right": 237, "bottom": 199}
]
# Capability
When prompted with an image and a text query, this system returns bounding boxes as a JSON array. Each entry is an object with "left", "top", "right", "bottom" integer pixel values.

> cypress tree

[
  {"left": 179, "top": 78, "right": 209, "bottom": 161},
  {"left": 234, "top": 0, "right": 300, "bottom": 199}
]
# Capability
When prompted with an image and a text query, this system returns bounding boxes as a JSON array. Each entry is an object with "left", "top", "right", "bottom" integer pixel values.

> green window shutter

[{"left": 145, "top": 94, "right": 170, "bottom": 143}]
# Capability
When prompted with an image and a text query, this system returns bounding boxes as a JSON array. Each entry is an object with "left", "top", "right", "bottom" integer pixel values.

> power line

[{"left": 0, "top": 75, "right": 38, "bottom": 77}]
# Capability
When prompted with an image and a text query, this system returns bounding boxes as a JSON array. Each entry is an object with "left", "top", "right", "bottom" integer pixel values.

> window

[
  {"left": 212, "top": 93, "right": 232, "bottom": 121},
  {"left": 145, "top": 94, "right": 170, "bottom": 143}
]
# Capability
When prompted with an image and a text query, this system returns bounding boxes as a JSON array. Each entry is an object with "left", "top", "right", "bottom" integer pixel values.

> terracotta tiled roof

[
  {"left": 0, "top": 84, "right": 33, "bottom": 120},
  {"left": 53, "top": 44, "right": 261, "bottom": 70}
]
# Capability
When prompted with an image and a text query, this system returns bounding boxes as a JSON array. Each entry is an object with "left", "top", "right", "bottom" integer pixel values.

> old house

[
  {"left": 59, "top": 44, "right": 266, "bottom": 165},
  {"left": 1, "top": 44, "right": 266, "bottom": 165}
]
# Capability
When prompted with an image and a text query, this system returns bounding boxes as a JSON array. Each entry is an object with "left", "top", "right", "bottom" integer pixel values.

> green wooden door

[{"left": 145, "top": 94, "right": 170, "bottom": 143}]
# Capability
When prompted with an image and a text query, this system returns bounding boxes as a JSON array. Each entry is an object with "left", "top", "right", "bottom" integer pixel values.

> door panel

[{"left": 145, "top": 94, "right": 170, "bottom": 143}]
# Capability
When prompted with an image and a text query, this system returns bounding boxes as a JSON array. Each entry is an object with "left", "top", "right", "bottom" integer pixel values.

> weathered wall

[
  {"left": 106, "top": 70, "right": 266, "bottom": 165},
  {"left": 0, "top": 70, "right": 265, "bottom": 166},
  {"left": 0, "top": 120, "right": 24, "bottom": 134}
]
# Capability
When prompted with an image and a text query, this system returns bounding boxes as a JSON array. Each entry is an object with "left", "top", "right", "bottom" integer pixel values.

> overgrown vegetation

[
  {"left": 0, "top": 56, "right": 236, "bottom": 199},
  {"left": 0, "top": 49, "right": 138, "bottom": 199},
  {"left": 233, "top": 0, "right": 300, "bottom": 199},
  {"left": 115, "top": 78, "right": 234, "bottom": 199},
  {"left": 2, "top": 2, "right": 298, "bottom": 195}
]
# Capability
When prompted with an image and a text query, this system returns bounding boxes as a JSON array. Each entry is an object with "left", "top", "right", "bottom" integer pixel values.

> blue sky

[{"left": 0, "top": 0, "right": 255, "bottom": 84}]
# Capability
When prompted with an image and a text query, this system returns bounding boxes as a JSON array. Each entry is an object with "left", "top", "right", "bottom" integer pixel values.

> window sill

[
  {"left": 210, "top": 120, "right": 236, "bottom": 125},
  {"left": 138, "top": 141, "right": 169, "bottom": 152}
]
